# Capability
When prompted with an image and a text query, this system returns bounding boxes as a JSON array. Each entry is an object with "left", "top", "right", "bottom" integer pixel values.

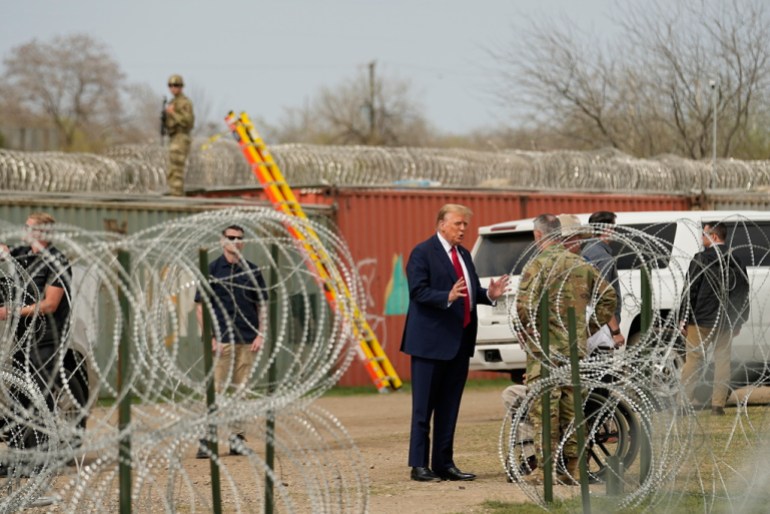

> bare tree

[
  {"left": 272, "top": 64, "right": 433, "bottom": 146},
  {"left": 493, "top": 0, "right": 770, "bottom": 159},
  {"left": 0, "top": 34, "right": 125, "bottom": 151}
]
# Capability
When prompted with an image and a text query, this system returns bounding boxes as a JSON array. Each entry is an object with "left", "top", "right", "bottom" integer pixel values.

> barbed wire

[
  {"left": 501, "top": 217, "right": 770, "bottom": 510},
  {"left": 2, "top": 141, "right": 770, "bottom": 193},
  {"left": 0, "top": 208, "right": 367, "bottom": 512}
]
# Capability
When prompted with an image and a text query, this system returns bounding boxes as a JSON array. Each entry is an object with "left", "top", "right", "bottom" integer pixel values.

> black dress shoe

[
  {"left": 229, "top": 435, "right": 254, "bottom": 456},
  {"left": 435, "top": 466, "right": 476, "bottom": 481},
  {"left": 411, "top": 466, "right": 441, "bottom": 482},
  {"left": 196, "top": 439, "right": 210, "bottom": 459}
]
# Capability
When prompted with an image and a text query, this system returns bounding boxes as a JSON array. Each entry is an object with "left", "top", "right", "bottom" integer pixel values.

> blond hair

[
  {"left": 27, "top": 212, "right": 56, "bottom": 225},
  {"left": 436, "top": 204, "right": 472, "bottom": 226}
]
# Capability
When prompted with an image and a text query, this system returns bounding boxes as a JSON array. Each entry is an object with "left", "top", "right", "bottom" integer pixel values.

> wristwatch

[{"left": 610, "top": 328, "right": 621, "bottom": 336}]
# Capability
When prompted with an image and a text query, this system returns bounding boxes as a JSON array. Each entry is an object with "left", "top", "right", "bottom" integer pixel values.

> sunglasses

[
  {"left": 168, "top": 83, "right": 182, "bottom": 87},
  {"left": 224, "top": 235, "right": 244, "bottom": 241}
]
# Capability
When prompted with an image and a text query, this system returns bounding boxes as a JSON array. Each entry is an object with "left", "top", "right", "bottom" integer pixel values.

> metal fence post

[
  {"left": 639, "top": 268, "right": 652, "bottom": 485},
  {"left": 539, "top": 294, "right": 553, "bottom": 503},
  {"left": 567, "top": 307, "right": 590, "bottom": 513},
  {"left": 198, "top": 249, "right": 223, "bottom": 514},
  {"left": 118, "top": 250, "right": 132, "bottom": 514},
  {"left": 265, "top": 245, "right": 279, "bottom": 514}
]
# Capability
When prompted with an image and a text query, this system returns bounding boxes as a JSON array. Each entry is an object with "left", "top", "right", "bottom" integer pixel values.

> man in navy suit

[{"left": 401, "top": 204, "right": 509, "bottom": 482}]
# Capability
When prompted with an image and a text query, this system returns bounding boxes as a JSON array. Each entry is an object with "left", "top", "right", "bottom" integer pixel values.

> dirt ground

[
  {"left": 317, "top": 386, "right": 537, "bottom": 514},
  {"left": 22, "top": 384, "right": 770, "bottom": 512},
  {"left": 19, "top": 386, "right": 547, "bottom": 513}
]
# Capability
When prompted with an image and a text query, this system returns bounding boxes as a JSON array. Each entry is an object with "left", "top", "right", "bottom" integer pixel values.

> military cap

[{"left": 168, "top": 74, "right": 184, "bottom": 86}]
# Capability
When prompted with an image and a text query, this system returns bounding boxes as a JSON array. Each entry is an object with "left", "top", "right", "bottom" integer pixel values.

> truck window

[
  {"left": 610, "top": 223, "right": 677, "bottom": 270},
  {"left": 474, "top": 232, "right": 537, "bottom": 277},
  {"left": 726, "top": 222, "right": 770, "bottom": 267}
]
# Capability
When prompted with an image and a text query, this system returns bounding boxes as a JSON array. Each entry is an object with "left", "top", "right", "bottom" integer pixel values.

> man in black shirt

[
  {"left": 195, "top": 224, "right": 268, "bottom": 457},
  {"left": 0, "top": 212, "right": 72, "bottom": 465},
  {"left": 680, "top": 222, "right": 750, "bottom": 416}
]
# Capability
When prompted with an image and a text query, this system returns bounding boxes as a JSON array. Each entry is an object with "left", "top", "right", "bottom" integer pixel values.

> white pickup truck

[{"left": 470, "top": 210, "right": 770, "bottom": 386}]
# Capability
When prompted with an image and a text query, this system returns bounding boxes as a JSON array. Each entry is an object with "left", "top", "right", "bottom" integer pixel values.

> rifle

[{"left": 160, "top": 96, "right": 168, "bottom": 143}]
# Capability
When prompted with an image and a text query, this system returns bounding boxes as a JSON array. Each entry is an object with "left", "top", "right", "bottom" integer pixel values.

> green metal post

[
  {"left": 539, "top": 294, "right": 553, "bottom": 503},
  {"left": 639, "top": 268, "right": 652, "bottom": 485},
  {"left": 265, "top": 245, "right": 278, "bottom": 514},
  {"left": 640, "top": 268, "right": 652, "bottom": 335},
  {"left": 606, "top": 455, "right": 624, "bottom": 495},
  {"left": 199, "top": 249, "right": 222, "bottom": 514},
  {"left": 118, "top": 250, "right": 132, "bottom": 514},
  {"left": 567, "top": 307, "right": 590, "bottom": 513}
]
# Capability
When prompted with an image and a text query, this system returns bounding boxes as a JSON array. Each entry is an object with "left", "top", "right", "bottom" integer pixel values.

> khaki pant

[
  {"left": 214, "top": 343, "right": 256, "bottom": 437},
  {"left": 529, "top": 380, "right": 578, "bottom": 459},
  {"left": 681, "top": 325, "right": 732, "bottom": 409},
  {"left": 167, "top": 133, "right": 191, "bottom": 196},
  {"left": 502, "top": 385, "right": 536, "bottom": 462}
]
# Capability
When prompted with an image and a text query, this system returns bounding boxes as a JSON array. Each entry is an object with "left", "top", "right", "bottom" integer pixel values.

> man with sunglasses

[
  {"left": 163, "top": 74, "right": 195, "bottom": 196},
  {"left": 194, "top": 225, "right": 268, "bottom": 457}
]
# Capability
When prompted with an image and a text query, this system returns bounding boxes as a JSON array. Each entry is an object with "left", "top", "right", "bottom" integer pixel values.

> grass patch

[
  {"left": 324, "top": 377, "right": 514, "bottom": 397},
  {"left": 477, "top": 493, "right": 753, "bottom": 513}
]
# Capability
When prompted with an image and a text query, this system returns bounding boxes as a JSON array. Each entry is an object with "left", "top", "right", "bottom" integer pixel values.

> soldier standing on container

[
  {"left": 164, "top": 74, "right": 195, "bottom": 196},
  {"left": 515, "top": 213, "right": 616, "bottom": 485}
]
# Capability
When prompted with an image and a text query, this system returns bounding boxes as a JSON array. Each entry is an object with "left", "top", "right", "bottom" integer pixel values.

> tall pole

[
  {"left": 710, "top": 79, "right": 717, "bottom": 189},
  {"left": 368, "top": 60, "right": 376, "bottom": 144}
]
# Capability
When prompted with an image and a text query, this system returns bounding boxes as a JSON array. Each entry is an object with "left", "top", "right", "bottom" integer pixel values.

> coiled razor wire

[
  {"left": 501, "top": 216, "right": 770, "bottom": 511},
  {"left": 3, "top": 141, "right": 770, "bottom": 193},
  {"left": 0, "top": 207, "right": 368, "bottom": 512}
]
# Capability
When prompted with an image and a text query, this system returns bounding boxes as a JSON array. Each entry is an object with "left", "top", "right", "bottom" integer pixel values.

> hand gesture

[
  {"left": 487, "top": 274, "right": 510, "bottom": 301},
  {"left": 448, "top": 277, "right": 467, "bottom": 303}
]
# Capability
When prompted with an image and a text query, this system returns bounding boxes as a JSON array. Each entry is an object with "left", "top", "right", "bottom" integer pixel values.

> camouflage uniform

[
  {"left": 515, "top": 243, "right": 616, "bottom": 461},
  {"left": 165, "top": 81, "right": 195, "bottom": 196}
]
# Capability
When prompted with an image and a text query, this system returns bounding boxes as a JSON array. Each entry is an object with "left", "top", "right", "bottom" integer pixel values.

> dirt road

[{"left": 318, "top": 386, "right": 540, "bottom": 514}]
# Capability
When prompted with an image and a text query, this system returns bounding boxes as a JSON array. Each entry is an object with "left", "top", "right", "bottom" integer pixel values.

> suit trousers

[{"left": 408, "top": 351, "right": 469, "bottom": 470}]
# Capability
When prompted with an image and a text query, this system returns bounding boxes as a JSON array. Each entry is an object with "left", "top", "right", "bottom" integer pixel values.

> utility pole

[
  {"left": 368, "top": 60, "right": 376, "bottom": 144},
  {"left": 710, "top": 78, "right": 718, "bottom": 189}
]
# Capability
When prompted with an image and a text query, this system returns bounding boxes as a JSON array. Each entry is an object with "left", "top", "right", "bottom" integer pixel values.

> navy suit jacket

[{"left": 400, "top": 234, "right": 492, "bottom": 361}]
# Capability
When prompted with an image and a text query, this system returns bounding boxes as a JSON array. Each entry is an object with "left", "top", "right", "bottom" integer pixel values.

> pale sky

[{"left": 0, "top": 0, "right": 618, "bottom": 134}]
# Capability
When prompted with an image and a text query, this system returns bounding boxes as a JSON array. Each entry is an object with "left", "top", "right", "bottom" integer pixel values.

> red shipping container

[{"left": 200, "top": 186, "right": 692, "bottom": 387}]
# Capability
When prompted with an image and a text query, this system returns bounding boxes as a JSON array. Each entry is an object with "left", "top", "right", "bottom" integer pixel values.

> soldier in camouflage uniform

[
  {"left": 515, "top": 213, "right": 616, "bottom": 484},
  {"left": 165, "top": 74, "right": 195, "bottom": 196}
]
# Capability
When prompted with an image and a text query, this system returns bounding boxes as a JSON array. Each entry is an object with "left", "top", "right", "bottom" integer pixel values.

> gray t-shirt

[{"left": 582, "top": 239, "right": 621, "bottom": 320}]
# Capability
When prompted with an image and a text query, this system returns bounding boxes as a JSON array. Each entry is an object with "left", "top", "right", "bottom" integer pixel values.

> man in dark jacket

[
  {"left": 401, "top": 204, "right": 508, "bottom": 482},
  {"left": 680, "top": 222, "right": 750, "bottom": 415},
  {"left": 195, "top": 224, "right": 268, "bottom": 457}
]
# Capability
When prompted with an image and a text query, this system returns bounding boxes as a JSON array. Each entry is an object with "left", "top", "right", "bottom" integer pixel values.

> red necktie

[{"left": 451, "top": 246, "right": 471, "bottom": 327}]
